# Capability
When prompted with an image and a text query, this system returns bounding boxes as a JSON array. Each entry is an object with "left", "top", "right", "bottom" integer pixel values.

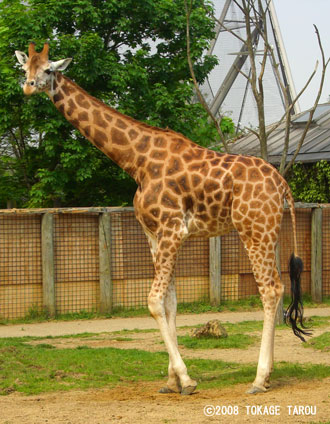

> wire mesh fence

[
  {"left": 279, "top": 208, "right": 311, "bottom": 295},
  {"left": 110, "top": 211, "right": 209, "bottom": 308},
  {"left": 54, "top": 214, "right": 100, "bottom": 314},
  {"left": 0, "top": 215, "right": 43, "bottom": 319},
  {"left": 323, "top": 208, "right": 330, "bottom": 297},
  {"left": 0, "top": 205, "right": 328, "bottom": 319}
]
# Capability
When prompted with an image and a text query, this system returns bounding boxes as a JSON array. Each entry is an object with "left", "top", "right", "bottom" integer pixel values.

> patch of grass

[
  {"left": 302, "top": 315, "right": 330, "bottom": 328},
  {"left": 53, "top": 332, "right": 99, "bottom": 339},
  {"left": 0, "top": 338, "right": 168, "bottom": 395},
  {"left": 299, "top": 294, "right": 330, "bottom": 308},
  {"left": 111, "top": 328, "right": 158, "bottom": 335},
  {"left": 309, "top": 422, "right": 330, "bottom": 424},
  {"left": 178, "top": 333, "right": 255, "bottom": 350},
  {"left": 195, "top": 360, "right": 330, "bottom": 390},
  {"left": 177, "top": 320, "right": 264, "bottom": 350},
  {"left": 35, "top": 343, "right": 56, "bottom": 349},
  {"left": 271, "top": 362, "right": 330, "bottom": 384},
  {"left": 178, "top": 296, "right": 264, "bottom": 314},
  {"left": 303, "top": 332, "right": 330, "bottom": 352},
  {"left": 0, "top": 337, "right": 329, "bottom": 395},
  {"left": 224, "top": 320, "right": 264, "bottom": 333},
  {"left": 176, "top": 320, "right": 263, "bottom": 350}
]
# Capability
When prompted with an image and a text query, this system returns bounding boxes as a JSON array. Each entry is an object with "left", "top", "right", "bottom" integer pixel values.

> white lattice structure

[{"left": 202, "top": 0, "right": 299, "bottom": 131}]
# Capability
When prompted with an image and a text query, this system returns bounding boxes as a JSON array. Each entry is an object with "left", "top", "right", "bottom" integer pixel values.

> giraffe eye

[{"left": 45, "top": 69, "right": 52, "bottom": 75}]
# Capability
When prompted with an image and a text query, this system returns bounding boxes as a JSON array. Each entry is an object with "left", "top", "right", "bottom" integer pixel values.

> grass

[
  {"left": 0, "top": 336, "right": 329, "bottom": 395},
  {"left": 304, "top": 332, "right": 330, "bottom": 352},
  {"left": 1, "top": 294, "right": 329, "bottom": 326},
  {"left": 303, "top": 315, "right": 330, "bottom": 328},
  {"left": 178, "top": 333, "right": 255, "bottom": 349},
  {"left": 0, "top": 338, "right": 166, "bottom": 395},
  {"left": 176, "top": 319, "right": 263, "bottom": 350}
]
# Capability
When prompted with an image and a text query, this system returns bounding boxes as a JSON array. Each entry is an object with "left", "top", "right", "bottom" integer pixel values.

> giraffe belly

[{"left": 186, "top": 209, "right": 234, "bottom": 238}]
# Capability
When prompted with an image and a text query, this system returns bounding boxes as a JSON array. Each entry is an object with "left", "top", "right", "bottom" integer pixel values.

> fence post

[
  {"left": 209, "top": 236, "right": 221, "bottom": 305},
  {"left": 311, "top": 207, "right": 322, "bottom": 302},
  {"left": 41, "top": 213, "right": 55, "bottom": 317},
  {"left": 99, "top": 212, "right": 113, "bottom": 313}
]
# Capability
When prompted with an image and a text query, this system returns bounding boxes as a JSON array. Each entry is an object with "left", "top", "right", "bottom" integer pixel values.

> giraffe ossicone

[{"left": 15, "top": 43, "right": 311, "bottom": 395}]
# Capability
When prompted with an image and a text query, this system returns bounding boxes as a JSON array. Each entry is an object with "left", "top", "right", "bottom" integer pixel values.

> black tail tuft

[{"left": 285, "top": 254, "right": 312, "bottom": 342}]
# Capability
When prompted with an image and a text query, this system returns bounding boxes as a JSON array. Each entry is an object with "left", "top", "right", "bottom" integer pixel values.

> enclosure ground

[
  {"left": 0, "top": 308, "right": 329, "bottom": 424},
  {"left": 1, "top": 378, "right": 329, "bottom": 424}
]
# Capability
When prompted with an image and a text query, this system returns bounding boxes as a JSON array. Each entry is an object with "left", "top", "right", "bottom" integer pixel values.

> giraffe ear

[
  {"left": 50, "top": 58, "right": 72, "bottom": 72},
  {"left": 15, "top": 51, "right": 28, "bottom": 66}
]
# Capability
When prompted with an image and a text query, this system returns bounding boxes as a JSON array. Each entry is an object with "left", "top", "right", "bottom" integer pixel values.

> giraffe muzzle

[
  {"left": 23, "top": 80, "right": 37, "bottom": 95},
  {"left": 24, "top": 78, "right": 48, "bottom": 95}
]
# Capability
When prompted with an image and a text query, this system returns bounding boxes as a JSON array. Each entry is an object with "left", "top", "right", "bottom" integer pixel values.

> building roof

[{"left": 229, "top": 103, "right": 330, "bottom": 164}]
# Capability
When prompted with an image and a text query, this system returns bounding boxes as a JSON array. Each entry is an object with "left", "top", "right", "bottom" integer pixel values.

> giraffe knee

[{"left": 148, "top": 293, "right": 165, "bottom": 318}]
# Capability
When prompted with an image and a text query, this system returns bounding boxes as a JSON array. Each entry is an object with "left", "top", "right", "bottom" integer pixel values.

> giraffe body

[{"left": 16, "top": 43, "right": 309, "bottom": 395}]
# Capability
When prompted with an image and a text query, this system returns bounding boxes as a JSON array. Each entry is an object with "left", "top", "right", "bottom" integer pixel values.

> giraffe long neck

[{"left": 47, "top": 72, "right": 153, "bottom": 181}]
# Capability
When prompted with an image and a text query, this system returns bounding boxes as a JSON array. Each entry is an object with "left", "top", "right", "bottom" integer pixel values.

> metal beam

[{"left": 209, "top": 25, "right": 260, "bottom": 116}]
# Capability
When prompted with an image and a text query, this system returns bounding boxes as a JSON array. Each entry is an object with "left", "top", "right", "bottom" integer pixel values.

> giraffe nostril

[{"left": 29, "top": 80, "right": 35, "bottom": 86}]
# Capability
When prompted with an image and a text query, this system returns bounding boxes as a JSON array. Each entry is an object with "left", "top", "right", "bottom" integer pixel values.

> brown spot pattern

[
  {"left": 43, "top": 66, "right": 290, "bottom": 311},
  {"left": 75, "top": 93, "right": 91, "bottom": 109},
  {"left": 93, "top": 109, "right": 107, "bottom": 128}
]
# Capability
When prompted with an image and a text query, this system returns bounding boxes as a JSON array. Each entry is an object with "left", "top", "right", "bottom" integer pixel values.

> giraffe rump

[{"left": 285, "top": 254, "right": 311, "bottom": 342}]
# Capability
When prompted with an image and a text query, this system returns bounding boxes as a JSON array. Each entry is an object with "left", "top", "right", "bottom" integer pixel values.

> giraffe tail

[{"left": 284, "top": 189, "right": 312, "bottom": 342}]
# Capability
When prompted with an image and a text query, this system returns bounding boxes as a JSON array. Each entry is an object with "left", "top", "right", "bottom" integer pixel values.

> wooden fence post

[
  {"left": 99, "top": 212, "right": 113, "bottom": 313},
  {"left": 41, "top": 213, "right": 55, "bottom": 317},
  {"left": 209, "top": 236, "right": 221, "bottom": 305},
  {"left": 311, "top": 207, "right": 322, "bottom": 302}
]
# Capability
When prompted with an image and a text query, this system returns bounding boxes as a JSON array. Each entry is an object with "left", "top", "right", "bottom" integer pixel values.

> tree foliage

[
  {"left": 288, "top": 161, "right": 330, "bottom": 203},
  {"left": 0, "top": 0, "right": 233, "bottom": 208}
]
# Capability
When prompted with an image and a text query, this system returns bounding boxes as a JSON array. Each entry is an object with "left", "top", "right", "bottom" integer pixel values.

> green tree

[
  {"left": 0, "top": 0, "right": 232, "bottom": 208},
  {"left": 288, "top": 161, "right": 330, "bottom": 203}
]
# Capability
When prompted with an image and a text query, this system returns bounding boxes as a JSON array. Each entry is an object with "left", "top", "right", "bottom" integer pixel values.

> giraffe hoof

[
  {"left": 181, "top": 384, "right": 197, "bottom": 396},
  {"left": 159, "top": 386, "right": 181, "bottom": 394},
  {"left": 159, "top": 387, "right": 176, "bottom": 394},
  {"left": 246, "top": 385, "right": 267, "bottom": 395}
]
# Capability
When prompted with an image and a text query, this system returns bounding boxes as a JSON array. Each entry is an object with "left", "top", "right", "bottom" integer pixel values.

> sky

[{"left": 272, "top": 0, "right": 330, "bottom": 111}]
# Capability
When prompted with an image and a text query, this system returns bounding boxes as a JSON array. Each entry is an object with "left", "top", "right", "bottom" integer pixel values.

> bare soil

[{"left": 1, "top": 309, "right": 329, "bottom": 424}]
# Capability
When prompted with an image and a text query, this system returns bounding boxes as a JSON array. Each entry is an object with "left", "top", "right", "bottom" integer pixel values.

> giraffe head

[{"left": 15, "top": 42, "right": 72, "bottom": 95}]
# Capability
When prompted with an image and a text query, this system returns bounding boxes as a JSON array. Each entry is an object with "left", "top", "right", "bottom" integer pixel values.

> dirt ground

[{"left": 0, "top": 308, "right": 329, "bottom": 424}]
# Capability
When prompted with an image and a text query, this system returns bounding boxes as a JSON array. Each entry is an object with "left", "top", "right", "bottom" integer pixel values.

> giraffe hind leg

[
  {"left": 243, "top": 240, "right": 284, "bottom": 393},
  {"left": 253, "top": 266, "right": 283, "bottom": 392}
]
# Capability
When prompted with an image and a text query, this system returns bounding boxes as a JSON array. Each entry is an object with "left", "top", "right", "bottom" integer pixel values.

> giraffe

[{"left": 15, "top": 43, "right": 310, "bottom": 395}]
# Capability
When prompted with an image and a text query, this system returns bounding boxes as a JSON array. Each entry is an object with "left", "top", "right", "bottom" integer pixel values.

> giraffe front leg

[
  {"left": 148, "top": 239, "right": 197, "bottom": 395},
  {"left": 149, "top": 290, "right": 197, "bottom": 395},
  {"left": 159, "top": 279, "right": 182, "bottom": 394},
  {"left": 144, "top": 232, "right": 183, "bottom": 393}
]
